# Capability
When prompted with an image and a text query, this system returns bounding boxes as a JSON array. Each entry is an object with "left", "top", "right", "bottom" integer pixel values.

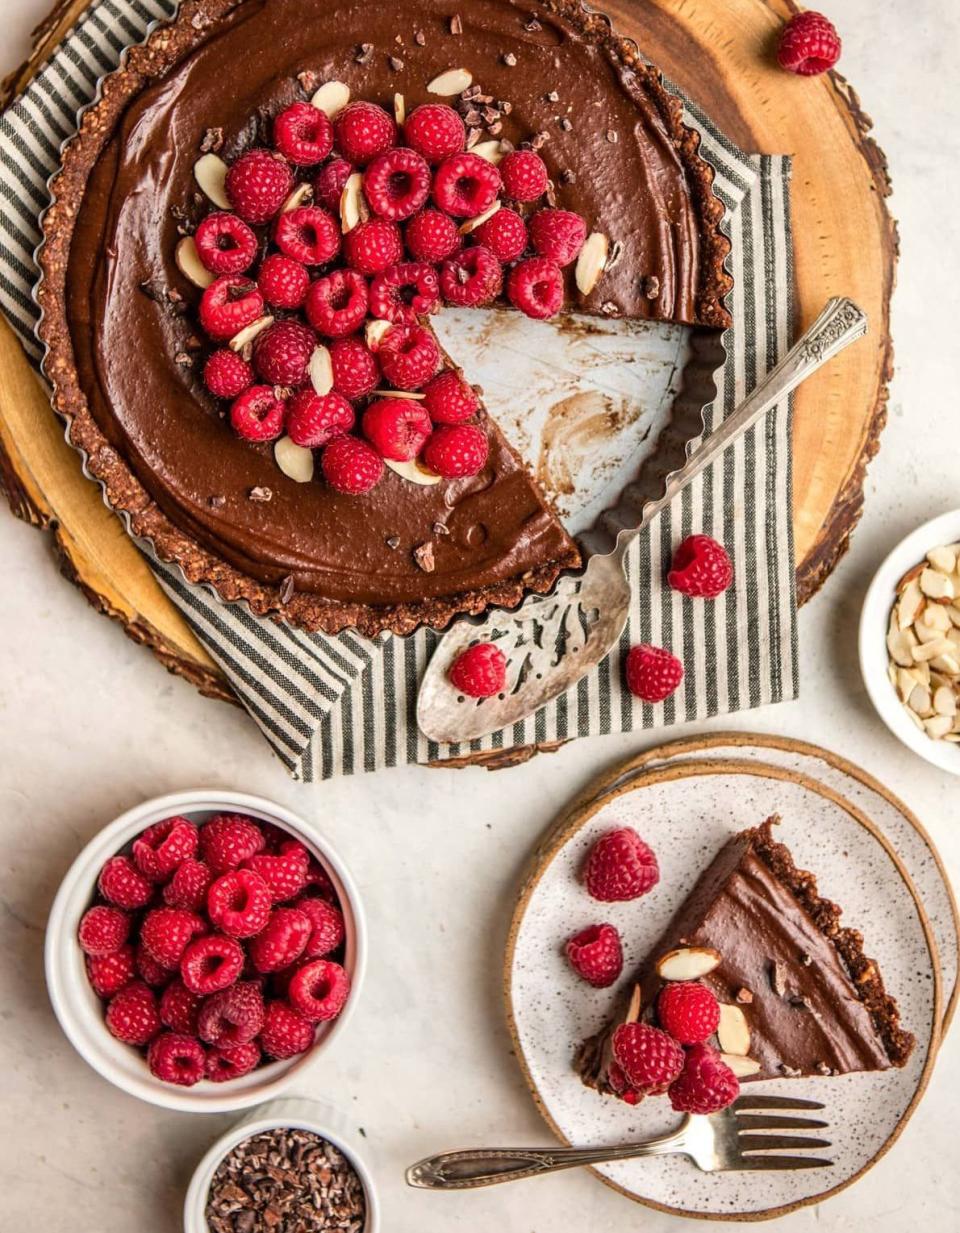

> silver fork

[{"left": 406, "top": 1095, "right": 832, "bottom": 1189}]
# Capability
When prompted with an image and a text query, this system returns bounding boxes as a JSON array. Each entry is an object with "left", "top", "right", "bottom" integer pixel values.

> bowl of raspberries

[{"left": 45, "top": 791, "right": 365, "bottom": 1111}]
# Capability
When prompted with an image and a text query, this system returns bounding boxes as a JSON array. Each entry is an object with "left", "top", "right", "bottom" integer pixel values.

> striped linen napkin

[{"left": 0, "top": 0, "right": 798, "bottom": 780}]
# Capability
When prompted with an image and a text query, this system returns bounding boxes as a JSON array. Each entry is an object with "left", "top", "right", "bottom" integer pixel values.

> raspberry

[
  {"left": 200, "top": 814, "right": 266, "bottom": 873},
  {"left": 343, "top": 218, "right": 403, "bottom": 275},
  {"left": 612, "top": 1022, "right": 685, "bottom": 1095},
  {"left": 528, "top": 208, "right": 587, "bottom": 267},
  {"left": 439, "top": 246, "right": 502, "bottom": 307},
  {"left": 777, "top": 10, "right": 841, "bottom": 76},
  {"left": 136, "top": 944, "right": 171, "bottom": 988},
  {"left": 97, "top": 855, "right": 152, "bottom": 910},
  {"left": 377, "top": 323, "right": 441, "bottom": 390},
  {"left": 363, "top": 397, "right": 433, "bottom": 461},
  {"left": 249, "top": 907, "right": 311, "bottom": 973},
  {"left": 669, "top": 1042, "right": 740, "bottom": 1114},
  {"left": 363, "top": 147, "right": 432, "bottom": 221},
  {"left": 203, "top": 348, "right": 254, "bottom": 399},
  {"left": 405, "top": 208, "right": 461, "bottom": 262},
  {"left": 473, "top": 206, "right": 528, "bottom": 262},
  {"left": 313, "top": 157, "right": 352, "bottom": 210},
  {"left": 583, "top": 827, "right": 659, "bottom": 902},
  {"left": 159, "top": 980, "right": 202, "bottom": 1035},
  {"left": 163, "top": 858, "right": 213, "bottom": 911},
  {"left": 305, "top": 269, "right": 368, "bottom": 337},
  {"left": 657, "top": 982, "right": 721, "bottom": 1045},
  {"left": 105, "top": 982, "right": 162, "bottom": 1046},
  {"left": 274, "top": 205, "right": 340, "bottom": 265},
  {"left": 260, "top": 1000, "right": 315, "bottom": 1059},
  {"left": 422, "top": 423, "right": 489, "bottom": 478},
  {"left": 433, "top": 152, "right": 501, "bottom": 217},
  {"left": 86, "top": 944, "right": 136, "bottom": 999},
  {"left": 132, "top": 816, "right": 199, "bottom": 882},
  {"left": 565, "top": 923, "right": 623, "bottom": 988},
  {"left": 181, "top": 934, "right": 245, "bottom": 995},
  {"left": 78, "top": 905, "right": 130, "bottom": 957},
  {"left": 141, "top": 907, "right": 205, "bottom": 969},
  {"left": 334, "top": 101, "right": 396, "bottom": 165},
  {"left": 668, "top": 534, "right": 733, "bottom": 598},
  {"left": 330, "top": 336, "right": 380, "bottom": 399},
  {"left": 298, "top": 848, "right": 338, "bottom": 899},
  {"left": 230, "top": 385, "right": 288, "bottom": 443},
  {"left": 286, "top": 389, "right": 355, "bottom": 448},
  {"left": 288, "top": 959, "right": 350, "bottom": 1022},
  {"left": 194, "top": 211, "right": 258, "bottom": 275},
  {"left": 252, "top": 320, "right": 316, "bottom": 387},
  {"left": 499, "top": 149, "right": 549, "bottom": 203},
  {"left": 404, "top": 103, "right": 466, "bottom": 163},
  {"left": 147, "top": 1032, "right": 207, "bottom": 1086},
  {"left": 198, "top": 980, "right": 265, "bottom": 1045},
  {"left": 369, "top": 261, "right": 440, "bottom": 324},
  {"left": 506, "top": 257, "right": 564, "bottom": 319},
  {"left": 199, "top": 275, "right": 265, "bottom": 341},
  {"left": 207, "top": 868, "right": 273, "bottom": 938},
  {"left": 274, "top": 100, "right": 334, "bottom": 164},
  {"left": 245, "top": 844, "right": 310, "bottom": 902},
  {"left": 295, "top": 897, "right": 345, "bottom": 959},
  {"left": 606, "top": 1061, "right": 640, "bottom": 1103},
  {"left": 448, "top": 642, "right": 506, "bottom": 698},
  {"left": 225, "top": 149, "right": 294, "bottom": 224},
  {"left": 257, "top": 253, "right": 310, "bottom": 310},
  {"left": 206, "top": 1041, "right": 261, "bottom": 1081},
  {"left": 625, "top": 643, "right": 684, "bottom": 703},
  {"left": 321, "top": 434, "right": 384, "bottom": 495},
  {"left": 422, "top": 370, "right": 479, "bottom": 425}
]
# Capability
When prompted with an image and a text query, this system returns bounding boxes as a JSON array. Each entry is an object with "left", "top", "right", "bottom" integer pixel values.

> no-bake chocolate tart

[
  {"left": 578, "top": 818, "right": 915, "bottom": 1095},
  {"left": 37, "top": 0, "right": 731, "bottom": 636}
]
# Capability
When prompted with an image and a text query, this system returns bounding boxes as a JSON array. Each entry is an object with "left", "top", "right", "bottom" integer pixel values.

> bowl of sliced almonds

[{"left": 860, "top": 509, "right": 960, "bottom": 773}]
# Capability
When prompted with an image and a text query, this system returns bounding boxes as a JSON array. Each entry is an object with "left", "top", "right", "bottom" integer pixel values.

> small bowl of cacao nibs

[
  {"left": 184, "top": 1098, "right": 378, "bottom": 1233},
  {"left": 45, "top": 791, "right": 366, "bottom": 1111}
]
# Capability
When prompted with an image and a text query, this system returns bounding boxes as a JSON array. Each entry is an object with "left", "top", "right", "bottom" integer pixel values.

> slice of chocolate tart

[{"left": 578, "top": 818, "right": 915, "bottom": 1094}]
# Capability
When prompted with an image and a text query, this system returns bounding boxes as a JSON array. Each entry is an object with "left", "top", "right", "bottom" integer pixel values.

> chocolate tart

[
  {"left": 37, "top": 0, "right": 731, "bottom": 636},
  {"left": 578, "top": 818, "right": 915, "bottom": 1092}
]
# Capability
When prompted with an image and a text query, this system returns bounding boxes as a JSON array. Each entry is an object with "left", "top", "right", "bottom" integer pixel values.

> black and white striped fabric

[{"left": 0, "top": 0, "right": 798, "bottom": 780}]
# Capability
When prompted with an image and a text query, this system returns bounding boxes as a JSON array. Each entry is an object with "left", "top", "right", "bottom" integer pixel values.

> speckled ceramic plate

[{"left": 505, "top": 759, "right": 940, "bottom": 1221}]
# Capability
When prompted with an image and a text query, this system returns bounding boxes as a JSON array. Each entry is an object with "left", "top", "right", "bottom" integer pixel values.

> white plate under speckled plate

[{"left": 505, "top": 759, "right": 941, "bottom": 1222}]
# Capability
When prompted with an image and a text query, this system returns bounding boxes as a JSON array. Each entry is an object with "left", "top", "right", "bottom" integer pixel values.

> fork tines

[{"left": 730, "top": 1093, "right": 833, "bottom": 1171}]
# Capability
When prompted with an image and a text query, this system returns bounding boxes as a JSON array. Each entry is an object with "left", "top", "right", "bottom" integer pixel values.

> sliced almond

[
  {"left": 385, "top": 457, "right": 442, "bottom": 486},
  {"left": 920, "top": 603, "right": 951, "bottom": 633},
  {"left": 930, "top": 652, "right": 960, "bottom": 675},
  {"left": 920, "top": 567, "right": 955, "bottom": 600},
  {"left": 914, "top": 615, "right": 947, "bottom": 644},
  {"left": 911, "top": 637, "right": 952, "bottom": 663},
  {"left": 427, "top": 67, "right": 473, "bottom": 96},
  {"left": 471, "top": 139, "right": 507, "bottom": 165},
  {"left": 887, "top": 627, "right": 918, "bottom": 667},
  {"left": 174, "top": 236, "right": 215, "bottom": 289},
  {"left": 907, "top": 683, "right": 932, "bottom": 717},
  {"left": 721, "top": 1054, "right": 761, "bottom": 1078},
  {"left": 365, "top": 318, "right": 393, "bottom": 350},
  {"left": 575, "top": 231, "right": 609, "bottom": 296},
  {"left": 896, "top": 578, "right": 923, "bottom": 629},
  {"left": 274, "top": 435, "right": 315, "bottom": 483},
  {"left": 624, "top": 983, "right": 642, "bottom": 1025},
  {"left": 228, "top": 314, "right": 274, "bottom": 352},
  {"left": 370, "top": 389, "right": 426, "bottom": 400},
  {"left": 716, "top": 1003, "right": 751, "bottom": 1056},
  {"left": 281, "top": 182, "right": 313, "bottom": 213},
  {"left": 394, "top": 92, "right": 406, "bottom": 126},
  {"left": 925, "top": 714, "right": 954, "bottom": 740},
  {"left": 946, "top": 605, "right": 960, "bottom": 629},
  {"left": 310, "top": 80, "right": 350, "bottom": 118},
  {"left": 655, "top": 946, "right": 721, "bottom": 982},
  {"left": 194, "top": 152, "right": 230, "bottom": 208},
  {"left": 309, "top": 344, "right": 333, "bottom": 396},
  {"left": 459, "top": 200, "right": 501, "bottom": 235},
  {"left": 933, "top": 685, "right": 957, "bottom": 717},
  {"left": 339, "top": 172, "right": 368, "bottom": 233},
  {"left": 928, "top": 544, "right": 957, "bottom": 575}
]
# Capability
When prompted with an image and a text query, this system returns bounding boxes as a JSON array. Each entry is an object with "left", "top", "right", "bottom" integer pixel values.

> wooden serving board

[{"left": 0, "top": 0, "right": 894, "bottom": 706}]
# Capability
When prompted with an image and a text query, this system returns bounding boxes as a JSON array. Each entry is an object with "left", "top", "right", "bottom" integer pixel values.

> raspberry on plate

[
  {"left": 667, "top": 534, "right": 733, "bottom": 598},
  {"left": 162, "top": 858, "right": 212, "bottom": 910},
  {"left": 321, "top": 434, "right": 384, "bottom": 495},
  {"left": 612, "top": 1022, "right": 685, "bottom": 1095},
  {"left": 499, "top": 149, "right": 549, "bottom": 202},
  {"left": 288, "top": 959, "right": 351, "bottom": 1022},
  {"left": 422, "top": 370, "right": 479, "bottom": 425},
  {"left": 206, "top": 1041, "right": 261, "bottom": 1082},
  {"left": 343, "top": 218, "right": 403, "bottom": 275},
  {"left": 362, "top": 397, "right": 433, "bottom": 462},
  {"left": 132, "top": 815, "right": 199, "bottom": 882},
  {"left": 334, "top": 101, "right": 397, "bottom": 165},
  {"left": 624, "top": 643, "right": 684, "bottom": 703},
  {"left": 273, "top": 100, "right": 334, "bottom": 164},
  {"left": 583, "top": 826, "right": 659, "bottom": 902},
  {"left": 668, "top": 1042, "right": 740, "bottom": 1114},
  {"left": 439, "top": 246, "right": 503, "bottom": 307},
  {"left": 225, "top": 149, "right": 294, "bottom": 224},
  {"left": 432, "top": 151, "right": 501, "bottom": 217},
  {"left": 506, "top": 256, "right": 564, "bottom": 319},
  {"left": 422, "top": 423, "right": 489, "bottom": 479},
  {"left": 376, "top": 323, "right": 441, "bottom": 390},
  {"left": 305, "top": 269, "right": 369, "bottom": 337},
  {"left": 159, "top": 979, "right": 202, "bottom": 1035},
  {"left": 197, "top": 980, "right": 265, "bottom": 1046},
  {"left": 207, "top": 868, "right": 273, "bottom": 938},
  {"left": 363, "top": 147, "right": 432, "bottom": 221},
  {"left": 404, "top": 103, "right": 466, "bottom": 163},
  {"left": 257, "top": 253, "right": 310, "bottom": 310},
  {"left": 200, "top": 814, "right": 266, "bottom": 873},
  {"left": 194, "top": 211, "right": 258, "bottom": 275},
  {"left": 253, "top": 319, "right": 316, "bottom": 386},
  {"left": 248, "top": 906, "right": 311, "bottom": 973},
  {"left": 777, "top": 10, "right": 841, "bottom": 76},
  {"left": 198, "top": 275, "right": 264, "bottom": 341},
  {"left": 140, "top": 907, "right": 206, "bottom": 969},
  {"left": 274, "top": 205, "right": 340, "bottom": 266},
  {"left": 329, "top": 336, "right": 380, "bottom": 399},
  {"left": 78, "top": 905, "right": 130, "bottom": 957},
  {"left": 106, "top": 982, "right": 162, "bottom": 1046},
  {"left": 245, "top": 843, "right": 310, "bottom": 902},
  {"left": 230, "top": 385, "right": 288, "bottom": 443},
  {"left": 473, "top": 206, "right": 528, "bottom": 262},
  {"left": 313, "top": 156, "right": 353, "bottom": 210},
  {"left": 296, "top": 897, "right": 345, "bottom": 959},
  {"left": 565, "top": 923, "right": 623, "bottom": 988},
  {"left": 97, "top": 855, "right": 153, "bottom": 910},
  {"left": 657, "top": 982, "right": 721, "bottom": 1045},
  {"left": 260, "top": 1000, "right": 315, "bottom": 1059},
  {"left": 528, "top": 208, "right": 587, "bottom": 267},
  {"left": 86, "top": 945, "right": 136, "bottom": 999},
  {"left": 203, "top": 348, "right": 254, "bottom": 399},
  {"left": 369, "top": 261, "right": 440, "bottom": 324},
  {"left": 405, "top": 208, "right": 461, "bottom": 263},
  {"left": 147, "top": 1032, "right": 207, "bottom": 1086},
  {"left": 180, "top": 933, "right": 245, "bottom": 995},
  {"left": 448, "top": 641, "right": 506, "bottom": 698},
  {"left": 286, "top": 389, "right": 355, "bottom": 449}
]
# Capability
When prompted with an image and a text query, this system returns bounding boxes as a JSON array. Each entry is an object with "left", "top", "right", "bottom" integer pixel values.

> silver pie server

[{"left": 416, "top": 296, "right": 868, "bottom": 744}]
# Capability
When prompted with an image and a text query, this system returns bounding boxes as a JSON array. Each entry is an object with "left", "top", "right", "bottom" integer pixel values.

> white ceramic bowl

[
  {"left": 184, "top": 1096, "right": 379, "bottom": 1233},
  {"left": 45, "top": 790, "right": 366, "bottom": 1112},
  {"left": 859, "top": 508, "right": 960, "bottom": 775}
]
